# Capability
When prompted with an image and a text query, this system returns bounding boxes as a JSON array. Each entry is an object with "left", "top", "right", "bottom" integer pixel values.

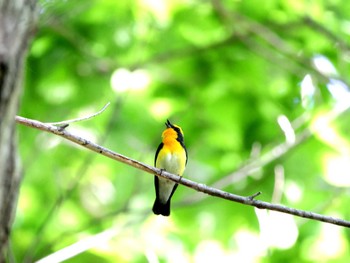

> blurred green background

[{"left": 12, "top": 0, "right": 350, "bottom": 262}]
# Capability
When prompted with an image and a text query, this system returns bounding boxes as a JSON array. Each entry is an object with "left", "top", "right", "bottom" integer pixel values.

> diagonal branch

[{"left": 15, "top": 115, "right": 350, "bottom": 228}]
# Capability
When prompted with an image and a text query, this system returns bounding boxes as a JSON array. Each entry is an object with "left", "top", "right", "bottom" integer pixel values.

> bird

[{"left": 152, "top": 119, "right": 188, "bottom": 216}]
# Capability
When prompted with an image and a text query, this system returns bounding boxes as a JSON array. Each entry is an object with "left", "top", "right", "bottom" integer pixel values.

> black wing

[{"left": 154, "top": 142, "right": 164, "bottom": 166}]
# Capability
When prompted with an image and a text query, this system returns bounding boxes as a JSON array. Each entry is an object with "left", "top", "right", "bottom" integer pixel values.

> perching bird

[{"left": 152, "top": 119, "right": 188, "bottom": 216}]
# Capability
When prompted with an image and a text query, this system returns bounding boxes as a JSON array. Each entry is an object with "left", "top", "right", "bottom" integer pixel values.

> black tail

[{"left": 152, "top": 198, "right": 171, "bottom": 216}]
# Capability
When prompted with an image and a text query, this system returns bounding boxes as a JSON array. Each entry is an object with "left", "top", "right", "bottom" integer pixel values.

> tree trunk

[{"left": 0, "top": 0, "right": 37, "bottom": 260}]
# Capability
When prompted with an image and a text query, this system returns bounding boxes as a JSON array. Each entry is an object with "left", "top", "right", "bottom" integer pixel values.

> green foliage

[{"left": 13, "top": 0, "right": 350, "bottom": 262}]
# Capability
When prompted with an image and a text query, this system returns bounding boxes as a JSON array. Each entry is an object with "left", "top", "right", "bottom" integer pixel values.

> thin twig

[
  {"left": 23, "top": 100, "right": 124, "bottom": 263},
  {"left": 15, "top": 115, "right": 350, "bottom": 228},
  {"left": 303, "top": 16, "right": 350, "bottom": 52},
  {"left": 248, "top": 192, "right": 262, "bottom": 200},
  {"left": 47, "top": 102, "right": 110, "bottom": 126}
]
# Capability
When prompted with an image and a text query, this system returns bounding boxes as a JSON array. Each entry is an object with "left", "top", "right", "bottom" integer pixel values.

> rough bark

[{"left": 0, "top": 0, "right": 37, "bottom": 260}]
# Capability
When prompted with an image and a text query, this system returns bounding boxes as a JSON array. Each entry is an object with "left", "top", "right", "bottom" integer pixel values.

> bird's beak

[{"left": 165, "top": 119, "right": 172, "bottom": 128}]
